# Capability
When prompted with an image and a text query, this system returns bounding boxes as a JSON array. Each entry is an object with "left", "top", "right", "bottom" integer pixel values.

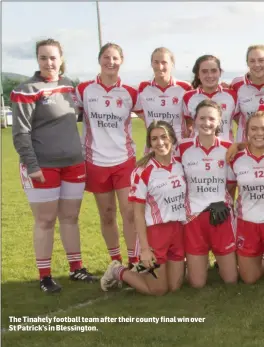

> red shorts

[
  {"left": 184, "top": 211, "right": 236, "bottom": 256},
  {"left": 147, "top": 221, "right": 184, "bottom": 264},
  {"left": 20, "top": 162, "right": 86, "bottom": 189},
  {"left": 85, "top": 157, "right": 136, "bottom": 193},
  {"left": 236, "top": 219, "right": 264, "bottom": 257}
]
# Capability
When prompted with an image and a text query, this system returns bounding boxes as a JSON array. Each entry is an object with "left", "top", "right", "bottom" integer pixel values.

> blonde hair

[
  {"left": 36, "top": 38, "right": 65, "bottom": 76},
  {"left": 195, "top": 99, "right": 222, "bottom": 136},
  {"left": 137, "top": 120, "right": 177, "bottom": 168},
  {"left": 245, "top": 111, "right": 264, "bottom": 137},
  {"left": 151, "top": 47, "right": 175, "bottom": 65},
  {"left": 246, "top": 45, "right": 264, "bottom": 62}
]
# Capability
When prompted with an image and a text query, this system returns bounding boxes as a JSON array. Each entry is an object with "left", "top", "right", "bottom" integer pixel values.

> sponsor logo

[
  {"left": 88, "top": 98, "right": 98, "bottom": 102},
  {"left": 146, "top": 97, "right": 155, "bottom": 102},
  {"left": 187, "top": 161, "right": 198, "bottom": 167}
]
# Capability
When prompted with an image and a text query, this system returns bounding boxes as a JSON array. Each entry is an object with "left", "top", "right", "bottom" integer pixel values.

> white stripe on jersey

[
  {"left": 183, "top": 86, "right": 239, "bottom": 142},
  {"left": 129, "top": 157, "right": 186, "bottom": 226},
  {"left": 76, "top": 77, "right": 136, "bottom": 166},
  {"left": 179, "top": 136, "right": 233, "bottom": 214},
  {"left": 231, "top": 75, "right": 264, "bottom": 142},
  {"left": 230, "top": 148, "right": 264, "bottom": 223},
  {"left": 135, "top": 77, "right": 191, "bottom": 142}
]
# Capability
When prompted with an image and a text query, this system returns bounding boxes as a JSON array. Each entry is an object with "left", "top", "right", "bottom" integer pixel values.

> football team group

[{"left": 10, "top": 39, "right": 264, "bottom": 295}]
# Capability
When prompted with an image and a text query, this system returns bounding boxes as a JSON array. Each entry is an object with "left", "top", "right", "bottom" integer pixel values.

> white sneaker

[{"left": 100, "top": 260, "right": 121, "bottom": 292}]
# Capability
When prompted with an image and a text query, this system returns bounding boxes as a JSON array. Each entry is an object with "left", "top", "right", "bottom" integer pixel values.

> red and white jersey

[
  {"left": 135, "top": 77, "right": 191, "bottom": 141},
  {"left": 76, "top": 76, "right": 137, "bottom": 166},
  {"left": 179, "top": 137, "right": 234, "bottom": 215},
  {"left": 231, "top": 75, "right": 264, "bottom": 141},
  {"left": 230, "top": 148, "right": 264, "bottom": 223},
  {"left": 128, "top": 157, "right": 186, "bottom": 226},
  {"left": 183, "top": 86, "right": 239, "bottom": 141}
]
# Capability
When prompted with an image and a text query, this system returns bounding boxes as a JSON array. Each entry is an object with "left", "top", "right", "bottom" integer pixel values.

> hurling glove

[{"left": 204, "top": 201, "right": 230, "bottom": 226}]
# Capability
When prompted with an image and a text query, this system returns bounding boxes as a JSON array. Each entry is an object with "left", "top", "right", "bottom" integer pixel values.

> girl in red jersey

[
  {"left": 100, "top": 121, "right": 186, "bottom": 295},
  {"left": 183, "top": 55, "right": 239, "bottom": 142},
  {"left": 134, "top": 47, "right": 192, "bottom": 146},
  {"left": 11, "top": 39, "right": 96, "bottom": 293},
  {"left": 179, "top": 100, "right": 238, "bottom": 288},
  {"left": 76, "top": 43, "right": 138, "bottom": 268},
  {"left": 228, "top": 111, "right": 264, "bottom": 283}
]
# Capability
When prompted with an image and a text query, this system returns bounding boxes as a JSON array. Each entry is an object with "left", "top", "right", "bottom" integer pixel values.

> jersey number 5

[{"left": 205, "top": 163, "right": 211, "bottom": 170}]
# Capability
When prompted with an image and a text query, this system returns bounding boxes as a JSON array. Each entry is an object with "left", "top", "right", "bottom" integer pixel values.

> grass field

[{"left": 2, "top": 119, "right": 264, "bottom": 347}]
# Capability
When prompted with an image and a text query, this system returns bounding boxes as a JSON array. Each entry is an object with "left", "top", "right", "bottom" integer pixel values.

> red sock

[
  {"left": 36, "top": 258, "right": 51, "bottom": 280},
  {"left": 127, "top": 249, "right": 138, "bottom": 264},
  {"left": 108, "top": 246, "right": 122, "bottom": 262},
  {"left": 113, "top": 265, "right": 128, "bottom": 281},
  {"left": 67, "top": 252, "right": 82, "bottom": 272}
]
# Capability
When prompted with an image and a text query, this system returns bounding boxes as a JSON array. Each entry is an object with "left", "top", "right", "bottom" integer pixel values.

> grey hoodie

[{"left": 11, "top": 72, "right": 83, "bottom": 174}]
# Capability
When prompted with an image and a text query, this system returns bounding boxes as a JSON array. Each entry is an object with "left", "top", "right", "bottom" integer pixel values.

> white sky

[{"left": 2, "top": 2, "right": 264, "bottom": 84}]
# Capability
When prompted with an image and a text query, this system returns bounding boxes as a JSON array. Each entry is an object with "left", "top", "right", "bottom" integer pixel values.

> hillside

[{"left": 2, "top": 72, "right": 29, "bottom": 82}]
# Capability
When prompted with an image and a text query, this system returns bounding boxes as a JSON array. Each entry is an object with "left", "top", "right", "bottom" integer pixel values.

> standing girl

[{"left": 76, "top": 43, "right": 138, "bottom": 267}]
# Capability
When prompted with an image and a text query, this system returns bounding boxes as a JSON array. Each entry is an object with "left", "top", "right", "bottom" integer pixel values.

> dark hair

[
  {"left": 98, "top": 42, "right": 124, "bottom": 62},
  {"left": 36, "top": 38, "right": 65, "bottom": 76},
  {"left": 151, "top": 47, "right": 175, "bottom": 65},
  {"left": 245, "top": 111, "right": 264, "bottom": 137},
  {"left": 137, "top": 120, "right": 177, "bottom": 167},
  {"left": 191, "top": 55, "right": 223, "bottom": 89},
  {"left": 195, "top": 99, "right": 222, "bottom": 136}
]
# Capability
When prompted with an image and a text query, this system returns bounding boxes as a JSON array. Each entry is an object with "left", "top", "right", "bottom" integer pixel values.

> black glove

[
  {"left": 135, "top": 261, "right": 160, "bottom": 279},
  {"left": 204, "top": 201, "right": 230, "bottom": 226}
]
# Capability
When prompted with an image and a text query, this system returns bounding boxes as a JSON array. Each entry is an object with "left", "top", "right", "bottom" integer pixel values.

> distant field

[{"left": 2, "top": 119, "right": 264, "bottom": 347}]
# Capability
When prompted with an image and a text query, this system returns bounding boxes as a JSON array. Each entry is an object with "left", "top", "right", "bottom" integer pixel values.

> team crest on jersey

[
  {"left": 172, "top": 97, "right": 179, "bottom": 105},
  {"left": 221, "top": 104, "right": 227, "bottom": 110},
  {"left": 129, "top": 185, "right": 136, "bottom": 195},
  {"left": 237, "top": 236, "right": 244, "bottom": 249},
  {"left": 218, "top": 160, "right": 225, "bottom": 168},
  {"left": 116, "top": 98, "right": 123, "bottom": 108}
]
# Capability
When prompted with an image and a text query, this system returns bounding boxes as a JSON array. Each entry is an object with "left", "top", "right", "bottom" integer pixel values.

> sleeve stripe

[{"left": 11, "top": 86, "right": 75, "bottom": 104}]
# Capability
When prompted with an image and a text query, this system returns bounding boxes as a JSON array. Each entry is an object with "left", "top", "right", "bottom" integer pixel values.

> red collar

[
  {"left": 151, "top": 76, "right": 176, "bottom": 92},
  {"left": 36, "top": 71, "right": 61, "bottom": 82},
  {"left": 246, "top": 146, "right": 264, "bottom": 163},
  {"left": 195, "top": 136, "right": 220, "bottom": 155},
  {"left": 245, "top": 73, "right": 264, "bottom": 90},
  {"left": 151, "top": 156, "right": 176, "bottom": 172},
  {"left": 198, "top": 85, "right": 223, "bottom": 98},
  {"left": 96, "top": 75, "right": 121, "bottom": 92}
]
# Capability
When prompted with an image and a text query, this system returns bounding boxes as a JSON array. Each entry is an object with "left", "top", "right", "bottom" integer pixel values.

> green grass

[{"left": 1, "top": 119, "right": 264, "bottom": 347}]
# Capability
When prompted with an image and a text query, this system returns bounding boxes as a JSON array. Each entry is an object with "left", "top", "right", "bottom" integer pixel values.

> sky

[{"left": 2, "top": 2, "right": 264, "bottom": 84}]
